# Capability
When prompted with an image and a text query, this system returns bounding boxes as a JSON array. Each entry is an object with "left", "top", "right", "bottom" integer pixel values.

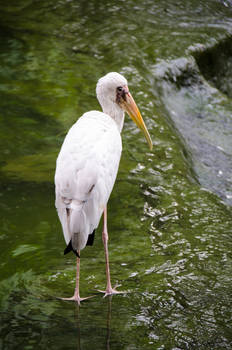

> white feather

[
  {"left": 55, "top": 72, "right": 128, "bottom": 252},
  {"left": 55, "top": 111, "right": 122, "bottom": 250}
]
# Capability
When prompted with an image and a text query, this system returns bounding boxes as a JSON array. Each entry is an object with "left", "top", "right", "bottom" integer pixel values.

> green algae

[{"left": 1, "top": 1, "right": 232, "bottom": 349}]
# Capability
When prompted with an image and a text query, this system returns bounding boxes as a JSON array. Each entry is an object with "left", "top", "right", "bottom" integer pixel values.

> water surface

[{"left": 1, "top": 1, "right": 232, "bottom": 349}]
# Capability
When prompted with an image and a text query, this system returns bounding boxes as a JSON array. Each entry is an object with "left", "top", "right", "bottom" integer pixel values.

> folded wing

[{"left": 55, "top": 111, "right": 122, "bottom": 252}]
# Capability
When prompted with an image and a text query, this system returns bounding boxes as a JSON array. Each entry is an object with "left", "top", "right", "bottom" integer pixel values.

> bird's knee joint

[{"left": 102, "top": 230, "right": 109, "bottom": 243}]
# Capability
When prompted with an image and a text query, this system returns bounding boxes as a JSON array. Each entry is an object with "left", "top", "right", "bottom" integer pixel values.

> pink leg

[
  {"left": 103, "top": 207, "right": 113, "bottom": 293},
  {"left": 98, "top": 207, "right": 124, "bottom": 296},
  {"left": 61, "top": 251, "right": 94, "bottom": 305}
]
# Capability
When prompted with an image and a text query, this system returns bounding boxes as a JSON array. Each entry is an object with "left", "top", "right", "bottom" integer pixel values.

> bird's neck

[{"left": 102, "top": 105, "right": 125, "bottom": 133}]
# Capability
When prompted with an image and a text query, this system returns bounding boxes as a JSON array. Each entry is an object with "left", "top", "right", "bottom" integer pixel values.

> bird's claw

[
  {"left": 59, "top": 295, "right": 95, "bottom": 305},
  {"left": 97, "top": 285, "right": 127, "bottom": 298}
]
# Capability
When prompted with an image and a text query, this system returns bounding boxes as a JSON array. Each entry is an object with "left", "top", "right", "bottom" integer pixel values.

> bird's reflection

[
  {"left": 75, "top": 296, "right": 113, "bottom": 350},
  {"left": 106, "top": 296, "right": 112, "bottom": 350},
  {"left": 75, "top": 305, "right": 81, "bottom": 350}
]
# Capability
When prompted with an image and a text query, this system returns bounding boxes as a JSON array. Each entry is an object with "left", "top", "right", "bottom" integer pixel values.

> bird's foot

[
  {"left": 97, "top": 285, "right": 127, "bottom": 298},
  {"left": 59, "top": 295, "right": 95, "bottom": 305}
]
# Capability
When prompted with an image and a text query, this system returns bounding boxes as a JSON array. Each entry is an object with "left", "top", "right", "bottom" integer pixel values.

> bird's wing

[{"left": 55, "top": 111, "right": 122, "bottom": 250}]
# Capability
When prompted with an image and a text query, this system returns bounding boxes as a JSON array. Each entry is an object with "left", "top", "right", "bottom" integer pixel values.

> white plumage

[
  {"left": 55, "top": 111, "right": 122, "bottom": 250},
  {"left": 54, "top": 72, "right": 152, "bottom": 303}
]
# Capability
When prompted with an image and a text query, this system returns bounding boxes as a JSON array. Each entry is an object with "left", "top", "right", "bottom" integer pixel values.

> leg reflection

[
  {"left": 106, "top": 296, "right": 112, "bottom": 350},
  {"left": 74, "top": 295, "right": 113, "bottom": 350},
  {"left": 76, "top": 305, "right": 81, "bottom": 350}
]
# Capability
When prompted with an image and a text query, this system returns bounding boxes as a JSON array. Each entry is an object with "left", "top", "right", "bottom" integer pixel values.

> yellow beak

[{"left": 120, "top": 92, "right": 153, "bottom": 150}]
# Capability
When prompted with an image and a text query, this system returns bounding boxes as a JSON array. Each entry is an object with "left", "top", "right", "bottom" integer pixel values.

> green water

[{"left": 1, "top": 1, "right": 232, "bottom": 349}]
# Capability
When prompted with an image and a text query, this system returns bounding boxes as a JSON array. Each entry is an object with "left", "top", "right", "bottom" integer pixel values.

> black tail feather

[
  {"left": 86, "top": 229, "right": 95, "bottom": 246},
  {"left": 64, "top": 240, "right": 80, "bottom": 258}
]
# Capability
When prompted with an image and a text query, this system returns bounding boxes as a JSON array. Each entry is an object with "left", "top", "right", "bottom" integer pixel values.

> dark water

[{"left": 1, "top": 1, "right": 232, "bottom": 349}]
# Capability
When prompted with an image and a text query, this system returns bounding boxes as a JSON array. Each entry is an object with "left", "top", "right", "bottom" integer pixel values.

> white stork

[{"left": 55, "top": 72, "right": 152, "bottom": 304}]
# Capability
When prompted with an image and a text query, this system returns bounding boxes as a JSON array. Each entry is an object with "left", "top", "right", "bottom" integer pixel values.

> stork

[{"left": 55, "top": 72, "right": 152, "bottom": 304}]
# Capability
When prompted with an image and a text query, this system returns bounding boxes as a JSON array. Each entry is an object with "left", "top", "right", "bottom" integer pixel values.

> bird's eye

[{"left": 117, "top": 86, "right": 123, "bottom": 92}]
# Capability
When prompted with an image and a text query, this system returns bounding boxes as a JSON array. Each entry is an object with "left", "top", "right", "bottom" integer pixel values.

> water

[{"left": 1, "top": 0, "right": 232, "bottom": 349}]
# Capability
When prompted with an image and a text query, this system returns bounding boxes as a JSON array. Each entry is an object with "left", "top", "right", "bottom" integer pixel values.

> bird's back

[{"left": 55, "top": 111, "right": 122, "bottom": 252}]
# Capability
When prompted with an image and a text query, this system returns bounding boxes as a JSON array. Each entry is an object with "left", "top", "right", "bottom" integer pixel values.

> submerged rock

[{"left": 151, "top": 49, "right": 232, "bottom": 205}]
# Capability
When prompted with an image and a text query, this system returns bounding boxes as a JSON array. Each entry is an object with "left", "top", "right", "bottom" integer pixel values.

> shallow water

[{"left": 1, "top": 0, "right": 232, "bottom": 349}]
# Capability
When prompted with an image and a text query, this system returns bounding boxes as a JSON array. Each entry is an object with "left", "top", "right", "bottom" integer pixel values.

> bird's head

[{"left": 96, "top": 72, "right": 152, "bottom": 150}]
